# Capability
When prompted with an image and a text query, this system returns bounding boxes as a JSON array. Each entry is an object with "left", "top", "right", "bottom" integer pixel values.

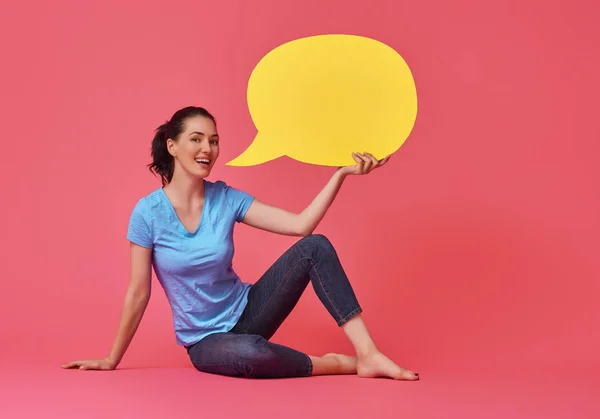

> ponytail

[{"left": 148, "top": 121, "right": 174, "bottom": 186}]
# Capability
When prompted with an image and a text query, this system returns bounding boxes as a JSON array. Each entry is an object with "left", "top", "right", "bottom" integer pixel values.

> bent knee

[
  {"left": 300, "top": 233, "right": 335, "bottom": 254},
  {"left": 300, "top": 233, "right": 332, "bottom": 247}
]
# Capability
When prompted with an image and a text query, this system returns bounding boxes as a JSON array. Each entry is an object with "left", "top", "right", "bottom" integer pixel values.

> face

[{"left": 167, "top": 116, "right": 220, "bottom": 179}]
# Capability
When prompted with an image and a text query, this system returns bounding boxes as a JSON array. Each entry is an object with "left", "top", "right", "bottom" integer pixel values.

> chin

[{"left": 197, "top": 167, "right": 212, "bottom": 177}]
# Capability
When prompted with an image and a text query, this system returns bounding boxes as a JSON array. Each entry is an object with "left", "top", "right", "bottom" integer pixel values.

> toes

[
  {"left": 405, "top": 370, "right": 420, "bottom": 380},
  {"left": 396, "top": 369, "right": 419, "bottom": 380}
]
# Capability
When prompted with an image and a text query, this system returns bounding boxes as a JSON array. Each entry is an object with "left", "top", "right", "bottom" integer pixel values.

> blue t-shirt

[{"left": 126, "top": 179, "right": 255, "bottom": 346}]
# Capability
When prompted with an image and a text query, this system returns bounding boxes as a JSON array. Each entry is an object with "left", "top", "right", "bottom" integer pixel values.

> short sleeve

[
  {"left": 127, "top": 199, "right": 153, "bottom": 248},
  {"left": 221, "top": 181, "right": 255, "bottom": 222}
]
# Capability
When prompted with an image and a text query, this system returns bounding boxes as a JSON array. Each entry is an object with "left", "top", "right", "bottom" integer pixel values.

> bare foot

[
  {"left": 323, "top": 353, "right": 358, "bottom": 374},
  {"left": 357, "top": 352, "right": 419, "bottom": 380}
]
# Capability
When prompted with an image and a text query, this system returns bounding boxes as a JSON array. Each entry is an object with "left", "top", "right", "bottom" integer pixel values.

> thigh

[
  {"left": 233, "top": 239, "right": 314, "bottom": 339},
  {"left": 187, "top": 332, "right": 311, "bottom": 378}
]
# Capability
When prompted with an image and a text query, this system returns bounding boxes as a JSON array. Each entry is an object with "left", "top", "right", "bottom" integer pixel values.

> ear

[{"left": 166, "top": 138, "right": 177, "bottom": 157}]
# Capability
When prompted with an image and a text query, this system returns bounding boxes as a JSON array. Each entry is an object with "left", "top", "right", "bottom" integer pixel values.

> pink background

[{"left": 1, "top": 1, "right": 599, "bottom": 416}]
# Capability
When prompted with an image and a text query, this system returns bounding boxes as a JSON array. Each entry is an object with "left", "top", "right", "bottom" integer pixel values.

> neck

[{"left": 163, "top": 172, "right": 206, "bottom": 208}]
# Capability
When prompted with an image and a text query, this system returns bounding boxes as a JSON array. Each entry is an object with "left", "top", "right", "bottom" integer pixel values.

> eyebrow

[{"left": 189, "top": 131, "right": 219, "bottom": 138}]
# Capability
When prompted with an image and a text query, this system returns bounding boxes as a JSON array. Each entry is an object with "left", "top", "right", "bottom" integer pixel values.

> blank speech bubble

[{"left": 226, "top": 34, "right": 418, "bottom": 167}]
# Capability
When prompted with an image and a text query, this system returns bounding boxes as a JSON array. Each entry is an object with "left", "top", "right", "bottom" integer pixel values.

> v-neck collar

[{"left": 159, "top": 181, "right": 207, "bottom": 236}]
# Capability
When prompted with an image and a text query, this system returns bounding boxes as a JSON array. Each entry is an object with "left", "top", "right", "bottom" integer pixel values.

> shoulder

[
  {"left": 130, "top": 187, "right": 163, "bottom": 219},
  {"left": 205, "top": 179, "right": 231, "bottom": 191},
  {"left": 134, "top": 187, "right": 162, "bottom": 207},
  {"left": 206, "top": 179, "right": 251, "bottom": 197},
  {"left": 206, "top": 179, "right": 254, "bottom": 221},
  {"left": 127, "top": 188, "right": 163, "bottom": 246}
]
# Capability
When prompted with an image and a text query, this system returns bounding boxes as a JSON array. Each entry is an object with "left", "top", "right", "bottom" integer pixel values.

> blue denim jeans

[{"left": 185, "top": 234, "right": 362, "bottom": 378}]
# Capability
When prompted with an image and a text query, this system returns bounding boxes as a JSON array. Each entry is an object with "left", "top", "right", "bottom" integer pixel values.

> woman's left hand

[{"left": 339, "top": 152, "right": 391, "bottom": 176}]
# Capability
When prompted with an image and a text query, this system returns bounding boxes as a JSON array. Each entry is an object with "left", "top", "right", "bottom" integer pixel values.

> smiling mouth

[{"left": 195, "top": 158, "right": 211, "bottom": 166}]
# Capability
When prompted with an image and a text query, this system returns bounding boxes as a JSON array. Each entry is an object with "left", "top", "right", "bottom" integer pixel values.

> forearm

[
  {"left": 298, "top": 168, "right": 347, "bottom": 235},
  {"left": 107, "top": 288, "right": 150, "bottom": 365}
]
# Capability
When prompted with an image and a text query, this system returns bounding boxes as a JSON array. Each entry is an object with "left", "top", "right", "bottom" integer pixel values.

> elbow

[
  {"left": 136, "top": 290, "right": 151, "bottom": 303},
  {"left": 128, "top": 285, "right": 151, "bottom": 305},
  {"left": 294, "top": 214, "right": 314, "bottom": 237},
  {"left": 128, "top": 293, "right": 150, "bottom": 311},
  {"left": 128, "top": 292, "right": 151, "bottom": 316},
  {"left": 296, "top": 225, "right": 314, "bottom": 237}
]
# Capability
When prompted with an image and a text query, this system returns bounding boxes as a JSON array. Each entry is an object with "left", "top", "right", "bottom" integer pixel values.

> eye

[{"left": 210, "top": 139, "right": 219, "bottom": 145}]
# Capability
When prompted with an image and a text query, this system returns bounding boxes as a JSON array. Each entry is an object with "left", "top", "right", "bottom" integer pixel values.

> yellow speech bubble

[{"left": 226, "top": 34, "right": 418, "bottom": 167}]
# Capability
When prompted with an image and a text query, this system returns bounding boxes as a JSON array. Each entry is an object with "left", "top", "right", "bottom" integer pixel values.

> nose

[{"left": 199, "top": 139, "right": 211, "bottom": 153}]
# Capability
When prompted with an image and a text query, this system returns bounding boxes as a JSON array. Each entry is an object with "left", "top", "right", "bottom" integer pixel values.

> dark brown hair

[{"left": 148, "top": 106, "right": 216, "bottom": 186}]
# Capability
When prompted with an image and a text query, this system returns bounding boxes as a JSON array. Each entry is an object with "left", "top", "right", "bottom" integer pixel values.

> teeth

[{"left": 195, "top": 159, "right": 210, "bottom": 163}]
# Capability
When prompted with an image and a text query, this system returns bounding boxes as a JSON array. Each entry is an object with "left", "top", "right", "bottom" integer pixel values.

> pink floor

[{"left": 2, "top": 360, "right": 598, "bottom": 418}]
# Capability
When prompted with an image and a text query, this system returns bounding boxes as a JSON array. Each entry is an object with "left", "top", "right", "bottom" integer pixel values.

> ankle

[{"left": 356, "top": 344, "right": 379, "bottom": 358}]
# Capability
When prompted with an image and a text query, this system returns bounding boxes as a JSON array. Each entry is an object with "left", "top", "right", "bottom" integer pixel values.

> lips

[{"left": 195, "top": 158, "right": 210, "bottom": 166}]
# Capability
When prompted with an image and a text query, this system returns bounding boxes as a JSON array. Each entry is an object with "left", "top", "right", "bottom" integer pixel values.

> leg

[
  {"left": 232, "top": 234, "right": 363, "bottom": 339},
  {"left": 187, "top": 332, "right": 311, "bottom": 378},
  {"left": 343, "top": 314, "right": 419, "bottom": 380},
  {"left": 226, "top": 233, "right": 362, "bottom": 376},
  {"left": 233, "top": 234, "right": 417, "bottom": 380},
  {"left": 187, "top": 331, "right": 352, "bottom": 378}
]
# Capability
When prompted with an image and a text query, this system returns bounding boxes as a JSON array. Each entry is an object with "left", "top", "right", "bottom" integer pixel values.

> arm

[
  {"left": 62, "top": 242, "right": 152, "bottom": 370},
  {"left": 241, "top": 152, "right": 390, "bottom": 237},
  {"left": 242, "top": 167, "right": 347, "bottom": 236},
  {"left": 106, "top": 242, "right": 153, "bottom": 366}
]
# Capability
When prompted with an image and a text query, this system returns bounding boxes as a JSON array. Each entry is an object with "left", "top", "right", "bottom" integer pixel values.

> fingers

[
  {"left": 353, "top": 152, "right": 382, "bottom": 174},
  {"left": 351, "top": 152, "right": 365, "bottom": 173},
  {"left": 353, "top": 152, "right": 368, "bottom": 172},
  {"left": 362, "top": 153, "right": 374, "bottom": 172},
  {"left": 61, "top": 360, "right": 101, "bottom": 370},
  {"left": 378, "top": 155, "right": 391, "bottom": 167},
  {"left": 349, "top": 152, "right": 391, "bottom": 175},
  {"left": 364, "top": 152, "right": 379, "bottom": 171},
  {"left": 61, "top": 361, "right": 79, "bottom": 369}
]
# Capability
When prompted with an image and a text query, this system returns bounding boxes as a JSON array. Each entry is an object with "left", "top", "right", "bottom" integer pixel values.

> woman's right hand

[
  {"left": 60, "top": 243, "right": 153, "bottom": 373},
  {"left": 61, "top": 357, "right": 117, "bottom": 370}
]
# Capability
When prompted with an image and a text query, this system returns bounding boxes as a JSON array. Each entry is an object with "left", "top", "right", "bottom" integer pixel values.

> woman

[{"left": 62, "top": 106, "right": 419, "bottom": 380}]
